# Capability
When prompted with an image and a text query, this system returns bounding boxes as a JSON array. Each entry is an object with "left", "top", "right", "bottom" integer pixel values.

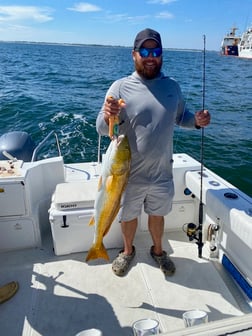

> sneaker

[
  {"left": 150, "top": 246, "right": 175, "bottom": 276},
  {"left": 112, "top": 246, "right": 136, "bottom": 276}
]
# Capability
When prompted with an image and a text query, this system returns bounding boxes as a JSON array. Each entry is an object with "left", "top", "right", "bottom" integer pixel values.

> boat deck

[
  {"left": 1, "top": 160, "right": 252, "bottom": 335},
  {"left": 1, "top": 230, "right": 251, "bottom": 336}
]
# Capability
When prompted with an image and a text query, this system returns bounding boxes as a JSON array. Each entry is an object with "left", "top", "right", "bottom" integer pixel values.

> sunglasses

[{"left": 135, "top": 47, "right": 162, "bottom": 58}]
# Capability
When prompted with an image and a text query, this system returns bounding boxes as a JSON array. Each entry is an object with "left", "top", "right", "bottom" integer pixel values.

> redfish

[{"left": 86, "top": 135, "right": 131, "bottom": 261}]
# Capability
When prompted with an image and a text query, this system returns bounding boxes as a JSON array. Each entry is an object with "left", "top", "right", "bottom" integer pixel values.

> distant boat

[
  {"left": 238, "top": 26, "right": 252, "bottom": 59},
  {"left": 221, "top": 27, "right": 241, "bottom": 56}
]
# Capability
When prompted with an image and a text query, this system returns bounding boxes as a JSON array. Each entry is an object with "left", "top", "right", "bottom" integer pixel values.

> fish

[{"left": 86, "top": 135, "right": 131, "bottom": 261}]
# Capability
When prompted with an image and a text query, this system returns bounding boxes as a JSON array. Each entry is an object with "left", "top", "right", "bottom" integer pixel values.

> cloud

[
  {"left": 68, "top": 2, "right": 102, "bottom": 12},
  {"left": 104, "top": 12, "right": 149, "bottom": 23},
  {"left": 147, "top": 0, "right": 177, "bottom": 4},
  {"left": 0, "top": 6, "right": 53, "bottom": 23},
  {"left": 155, "top": 11, "right": 174, "bottom": 19}
]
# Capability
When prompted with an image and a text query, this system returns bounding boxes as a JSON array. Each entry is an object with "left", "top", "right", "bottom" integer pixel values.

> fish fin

[
  {"left": 85, "top": 243, "right": 109, "bottom": 262},
  {"left": 97, "top": 176, "right": 102, "bottom": 191},
  {"left": 88, "top": 216, "right": 95, "bottom": 226}
]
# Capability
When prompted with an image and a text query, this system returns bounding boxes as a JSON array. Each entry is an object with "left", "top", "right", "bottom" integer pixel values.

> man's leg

[
  {"left": 148, "top": 215, "right": 164, "bottom": 255},
  {"left": 148, "top": 215, "right": 175, "bottom": 275},
  {"left": 121, "top": 218, "right": 138, "bottom": 255}
]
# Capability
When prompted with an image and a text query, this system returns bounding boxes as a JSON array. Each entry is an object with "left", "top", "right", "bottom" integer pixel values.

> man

[{"left": 96, "top": 28, "right": 210, "bottom": 276}]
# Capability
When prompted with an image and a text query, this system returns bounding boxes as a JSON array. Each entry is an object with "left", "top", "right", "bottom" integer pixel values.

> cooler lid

[{"left": 52, "top": 180, "right": 98, "bottom": 210}]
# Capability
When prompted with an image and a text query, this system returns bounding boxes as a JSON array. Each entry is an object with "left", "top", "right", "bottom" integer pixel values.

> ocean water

[{"left": 0, "top": 42, "right": 251, "bottom": 196}]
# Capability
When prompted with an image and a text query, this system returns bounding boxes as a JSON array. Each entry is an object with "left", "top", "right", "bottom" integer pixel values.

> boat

[
  {"left": 221, "top": 27, "right": 241, "bottom": 56},
  {"left": 0, "top": 130, "right": 251, "bottom": 335},
  {"left": 238, "top": 26, "right": 252, "bottom": 59}
]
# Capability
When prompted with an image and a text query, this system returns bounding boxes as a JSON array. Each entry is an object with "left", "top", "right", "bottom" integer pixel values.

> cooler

[{"left": 49, "top": 181, "right": 123, "bottom": 256}]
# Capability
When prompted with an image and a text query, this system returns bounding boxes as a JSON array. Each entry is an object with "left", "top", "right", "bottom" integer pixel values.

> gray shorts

[{"left": 118, "top": 179, "right": 174, "bottom": 222}]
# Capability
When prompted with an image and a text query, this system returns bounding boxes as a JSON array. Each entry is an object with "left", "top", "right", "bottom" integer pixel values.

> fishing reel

[
  {"left": 183, "top": 221, "right": 220, "bottom": 258},
  {"left": 183, "top": 223, "right": 199, "bottom": 241},
  {"left": 183, "top": 222, "right": 220, "bottom": 242},
  {"left": 183, "top": 222, "right": 204, "bottom": 258}
]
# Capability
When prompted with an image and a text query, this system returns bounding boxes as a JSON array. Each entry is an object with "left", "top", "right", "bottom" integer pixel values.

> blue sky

[{"left": 0, "top": 0, "right": 251, "bottom": 50}]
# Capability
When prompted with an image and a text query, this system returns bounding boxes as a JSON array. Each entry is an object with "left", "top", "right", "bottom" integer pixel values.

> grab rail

[{"left": 31, "top": 131, "right": 61, "bottom": 162}]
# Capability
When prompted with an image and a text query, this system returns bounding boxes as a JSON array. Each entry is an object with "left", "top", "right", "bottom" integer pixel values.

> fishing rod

[
  {"left": 183, "top": 35, "right": 206, "bottom": 258},
  {"left": 197, "top": 34, "right": 206, "bottom": 258}
]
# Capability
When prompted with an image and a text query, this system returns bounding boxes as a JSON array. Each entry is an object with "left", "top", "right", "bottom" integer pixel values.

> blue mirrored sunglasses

[{"left": 136, "top": 47, "right": 162, "bottom": 58}]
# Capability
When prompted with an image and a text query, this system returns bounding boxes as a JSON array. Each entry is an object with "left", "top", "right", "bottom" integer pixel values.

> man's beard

[{"left": 135, "top": 59, "right": 162, "bottom": 79}]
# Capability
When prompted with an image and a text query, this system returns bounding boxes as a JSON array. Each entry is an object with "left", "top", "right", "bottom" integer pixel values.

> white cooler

[{"left": 49, "top": 181, "right": 123, "bottom": 256}]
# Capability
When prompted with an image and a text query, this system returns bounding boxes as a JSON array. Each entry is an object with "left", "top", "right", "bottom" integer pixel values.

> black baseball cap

[{"left": 133, "top": 28, "right": 162, "bottom": 50}]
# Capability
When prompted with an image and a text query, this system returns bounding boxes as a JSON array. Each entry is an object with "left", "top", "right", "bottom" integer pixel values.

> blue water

[{"left": 0, "top": 42, "right": 251, "bottom": 196}]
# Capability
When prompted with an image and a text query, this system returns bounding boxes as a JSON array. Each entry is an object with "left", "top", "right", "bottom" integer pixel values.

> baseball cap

[{"left": 133, "top": 28, "right": 162, "bottom": 50}]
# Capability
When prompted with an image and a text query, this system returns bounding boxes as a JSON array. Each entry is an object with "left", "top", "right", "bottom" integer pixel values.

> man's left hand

[{"left": 195, "top": 110, "right": 210, "bottom": 128}]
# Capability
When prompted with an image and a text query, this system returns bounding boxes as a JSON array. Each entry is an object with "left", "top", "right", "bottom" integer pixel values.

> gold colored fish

[{"left": 86, "top": 135, "right": 131, "bottom": 261}]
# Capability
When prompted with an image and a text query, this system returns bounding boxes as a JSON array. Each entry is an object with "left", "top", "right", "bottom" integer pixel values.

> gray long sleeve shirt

[{"left": 96, "top": 71, "right": 196, "bottom": 184}]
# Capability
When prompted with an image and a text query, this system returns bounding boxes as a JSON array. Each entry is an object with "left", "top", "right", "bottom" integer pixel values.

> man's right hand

[{"left": 104, "top": 96, "right": 125, "bottom": 124}]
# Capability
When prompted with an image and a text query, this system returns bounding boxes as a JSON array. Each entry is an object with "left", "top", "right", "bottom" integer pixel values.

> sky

[{"left": 0, "top": 0, "right": 251, "bottom": 50}]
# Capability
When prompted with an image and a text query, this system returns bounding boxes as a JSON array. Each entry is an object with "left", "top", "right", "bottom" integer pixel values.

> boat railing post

[{"left": 31, "top": 131, "right": 61, "bottom": 161}]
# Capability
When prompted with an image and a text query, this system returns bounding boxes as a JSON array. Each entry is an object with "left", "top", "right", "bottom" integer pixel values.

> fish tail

[{"left": 85, "top": 243, "right": 110, "bottom": 262}]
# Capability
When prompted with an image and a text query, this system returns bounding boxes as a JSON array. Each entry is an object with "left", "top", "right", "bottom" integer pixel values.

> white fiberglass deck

[
  {"left": 0, "top": 157, "right": 252, "bottom": 335},
  {"left": 0, "top": 230, "right": 251, "bottom": 336}
]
